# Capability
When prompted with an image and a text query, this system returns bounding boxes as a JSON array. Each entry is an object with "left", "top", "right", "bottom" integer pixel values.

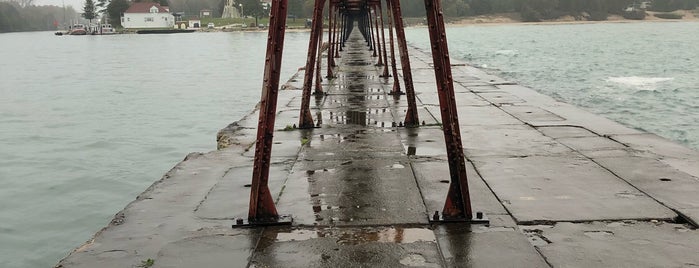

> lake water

[
  {"left": 1, "top": 22, "right": 698, "bottom": 267},
  {"left": 0, "top": 31, "right": 310, "bottom": 268},
  {"left": 406, "top": 21, "right": 699, "bottom": 149}
]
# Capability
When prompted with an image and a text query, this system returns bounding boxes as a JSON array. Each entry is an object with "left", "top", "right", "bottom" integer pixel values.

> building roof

[{"left": 125, "top": 2, "right": 170, "bottom": 14}]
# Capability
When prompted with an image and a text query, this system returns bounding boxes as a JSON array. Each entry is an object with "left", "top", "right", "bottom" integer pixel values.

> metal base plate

[
  {"left": 231, "top": 214, "right": 293, "bottom": 228},
  {"left": 429, "top": 211, "right": 489, "bottom": 225}
]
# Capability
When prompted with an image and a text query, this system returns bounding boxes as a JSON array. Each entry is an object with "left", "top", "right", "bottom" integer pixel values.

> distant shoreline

[{"left": 436, "top": 10, "right": 699, "bottom": 27}]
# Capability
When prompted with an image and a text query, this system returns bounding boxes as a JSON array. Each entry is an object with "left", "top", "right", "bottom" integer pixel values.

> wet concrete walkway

[{"left": 58, "top": 30, "right": 699, "bottom": 267}]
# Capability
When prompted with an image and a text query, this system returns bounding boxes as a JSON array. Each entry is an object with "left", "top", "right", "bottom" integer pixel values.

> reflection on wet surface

[{"left": 264, "top": 227, "right": 437, "bottom": 245}]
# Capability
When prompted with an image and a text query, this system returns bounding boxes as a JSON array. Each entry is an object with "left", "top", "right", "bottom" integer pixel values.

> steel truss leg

[
  {"left": 334, "top": 9, "right": 341, "bottom": 58},
  {"left": 370, "top": 8, "right": 378, "bottom": 57},
  {"left": 315, "top": 28, "right": 323, "bottom": 95},
  {"left": 379, "top": 2, "right": 389, "bottom": 77},
  {"left": 386, "top": 0, "right": 401, "bottom": 94},
  {"left": 423, "top": 0, "right": 486, "bottom": 224},
  {"left": 326, "top": 3, "right": 336, "bottom": 77},
  {"left": 237, "top": 0, "right": 292, "bottom": 227},
  {"left": 388, "top": 0, "right": 419, "bottom": 126},
  {"left": 374, "top": 5, "right": 383, "bottom": 65},
  {"left": 299, "top": 0, "right": 327, "bottom": 129}
]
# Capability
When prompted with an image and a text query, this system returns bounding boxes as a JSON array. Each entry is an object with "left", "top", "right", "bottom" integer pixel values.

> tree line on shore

[
  {"left": 169, "top": 0, "right": 698, "bottom": 23},
  {"left": 1, "top": 0, "right": 78, "bottom": 32},
  {"left": 2, "top": 0, "right": 698, "bottom": 32},
  {"left": 400, "top": 0, "right": 699, "bottom": 21}
]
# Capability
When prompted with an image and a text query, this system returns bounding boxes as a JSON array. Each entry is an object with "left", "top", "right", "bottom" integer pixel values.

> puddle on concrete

[
  {"left": 391, "top": 163, "right": 405, "bottom": 169},
  {"left": 269, "top": 227, "right": 437, "bottom": 245},
  {"left": 275, "top": 229, "right": 319, "bottom": 242},
  {"left": 520, "top": 225, "right": 554, "bottom": 246},
  {"left": 399, "top": 253, "right": 440, "bottom": 268},
  {"left": 583, "top": 230, "right": 615, "bottom": 240}
]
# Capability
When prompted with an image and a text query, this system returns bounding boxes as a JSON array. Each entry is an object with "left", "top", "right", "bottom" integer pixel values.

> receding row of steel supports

[{"left": 241, "top": 0, "right": 485, "bottom": 227}]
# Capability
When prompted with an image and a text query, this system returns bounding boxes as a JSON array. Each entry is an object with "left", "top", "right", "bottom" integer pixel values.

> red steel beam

[
  {"left": 248, "top": 0, "right": 289, "bottom": 222},
  {"left": 368, "top": 12, "right": 376, "bottom": 55},
  {"left": 326, "top": 2, "right": 336, "bottom": 78},
  {"left": 334, "top": 7, "right": 341, "bottom": 57},
  {"left": 385, "top": 0, "right": 401, "bottom": 94},
  {"left": 373, "top": 5, "right": 383, "bottom": 65},
  {"left": 315, "top": 28, "right": 323, "bottom": 95},
  {"left": 423, "top": 0, "right": 472, "bottom": 219},
  {"left": 378, "top": 1, "right": 389, "bottom": 77},
  {"left": 298, "top": 0, "right": 327, "bottom": 129},
  {"left": 388, "top": 0, "right": 419, "bottom": 126}
]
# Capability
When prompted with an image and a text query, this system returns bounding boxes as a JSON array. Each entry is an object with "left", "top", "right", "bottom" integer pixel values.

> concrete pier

[{"left": 58, "top": 30, "right": 699, "bottom": 267}]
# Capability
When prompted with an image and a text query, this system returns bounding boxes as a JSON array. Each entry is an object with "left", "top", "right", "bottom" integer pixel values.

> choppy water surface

[
  {"left": 406, "top": 21, "right": 699, "bottom": 149},
  {"left": 1, "top": 22, "right": 698, "bottom": 267},
  {"left": 0, "top": 31, "right": 309, "bottom": 268}
]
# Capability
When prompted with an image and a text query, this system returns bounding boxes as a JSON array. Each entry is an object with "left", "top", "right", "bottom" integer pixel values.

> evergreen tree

[
  {"left": 96, "top": 0, "right": 108, "bottom": 15},
  {"left": 106, "top": 0, "right": 128, "bottom": 27},
  {"left": 82, "top": 0, "right": 97, "bottom": 24}
]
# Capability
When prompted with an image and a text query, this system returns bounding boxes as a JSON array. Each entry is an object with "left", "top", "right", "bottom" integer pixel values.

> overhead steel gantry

[{"left": 237, "top": 0, "right": 486, "bottom": 227}]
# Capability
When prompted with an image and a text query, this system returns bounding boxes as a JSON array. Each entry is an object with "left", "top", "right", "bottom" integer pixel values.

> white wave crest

[
  {"left": 607, "top": 76, "right": 674, "bottom": 90},
  {"left": 494, "top": 50, "right": 518, "bottom": 56}
]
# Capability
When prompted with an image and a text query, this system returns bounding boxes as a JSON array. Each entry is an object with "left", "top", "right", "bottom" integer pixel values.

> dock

[{"left": 57, "top": 16, "right": 699, "bottom": 268}]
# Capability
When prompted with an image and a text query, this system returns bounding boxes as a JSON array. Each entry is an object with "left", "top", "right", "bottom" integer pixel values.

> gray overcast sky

[{"left": 36, "top": 0, "right": 92, "bottom": 13}]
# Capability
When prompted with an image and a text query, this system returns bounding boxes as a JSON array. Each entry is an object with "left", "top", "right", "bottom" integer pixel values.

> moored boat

[
  {"left": 68, "top": 24, "right": 87, "bottom": 35},
  {"left": 91, "top": 24, "right": 118, "bottom": 35}
]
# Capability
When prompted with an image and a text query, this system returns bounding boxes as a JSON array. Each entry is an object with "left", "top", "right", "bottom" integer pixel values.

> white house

[{"left": 121, "top": 3, "right": 175, "bottom": 29}]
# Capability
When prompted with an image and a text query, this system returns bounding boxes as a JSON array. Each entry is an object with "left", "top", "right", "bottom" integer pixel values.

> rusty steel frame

[
  {"left": 242, "top": 0, "right": 292, "bottom": 226},
  {"left": 364, "top": 16, "right": 371, "bottom": 46},
  {"left": 373, "top": 5, "right": 383, "bottom": 66},
  {"left": 388, "top": 0, "right": 418, "bottom": 126},
  {"left": 242, "top": 0, "right": 482, "bottom": 227},
  {"left": 298, "top": 0, "right": 327, "bottom": 129},
  {"left": 315, "top": 29, "right": 323, "bottom": 95},
  {"left": 334, "top": 9, "right": 342, "bottom": 57},
  {"left": 422, "top": 0, "right": 482, "bottom": 223},
  {"left": 340, "top": 14, "right": 345, "bottom": 50},
  {"left": 378, "top": 1, "right": 389, "bottom": 77},
  {"left": 368, "top": 11, "right": 377, "bottom": 56},
  {"left": 385, "top": 0, "right": 401, "bottom": 94},
  {"left": 326, "top": 1, "right": 336, "bottom": 78}
]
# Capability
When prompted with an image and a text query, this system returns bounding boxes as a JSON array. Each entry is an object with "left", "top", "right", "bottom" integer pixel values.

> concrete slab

[
  {"left": 392, "top": 107, "right": 440, "bottom": 126},
  {"left": 435, "top": 225, "right": 549, "bottom": 268},
  {"left": 501, "top": 105, "right": 565, "bottom": 122},
  {"left": 417, "top": 91, "right": 490, "bottom": 107},
  {"left": 536, "top": 126, "right": 597, "bottom": 139},
  {"left": 593, "top": 156, "right": 699, "bottom": 224},
  {"left": 194, "top": 163, "right": 291, "bottom": 219},
  {"left": 462, "top": 85, "right": 501, "bottom": 92},
  {"left": 154, "top": 233, "right": 257, "bottom": 268},
  {"left": 242, "top": 130, "right": 304, "bottom": 159},
  {"left": 461, "top": 125, "right": 572, "bottom": 157},
  {"left": 556, "top": 136, "right": 628, "bottom": 152},
  {"left": 56, "top": 150, "right": 255, "bottom": 268},
  {"left": 301, "top": 127, "right": 405, "bottom": 161},
  {"left": 276, "top": 158, "right": 428, "bottom": 226},
  {"left": 424, "top": 105, "right": 522, "bottom": 126},
  {"left": 411, "top": 159, "right": 514, "bottom": 228},
  {"left": 476, "top": 92, "right": 526, "bottom": 105},
  {"left": 250, "top": 226, "right": 443, "bottom": 268},
  {"left": 316, "top": 109, "right": 398, "bottom": 128},
  {"left": 611, "top": 133, "right": 699, "bottom": 159},
  {"left": 472, "top": 155, "right": 676, "bottom": 223},
  {"left": 532, "top": 221, "right": 699, "bottom": 268},
  {"left": 398, "top": 127, "right": 448, "bottom": 157}
]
